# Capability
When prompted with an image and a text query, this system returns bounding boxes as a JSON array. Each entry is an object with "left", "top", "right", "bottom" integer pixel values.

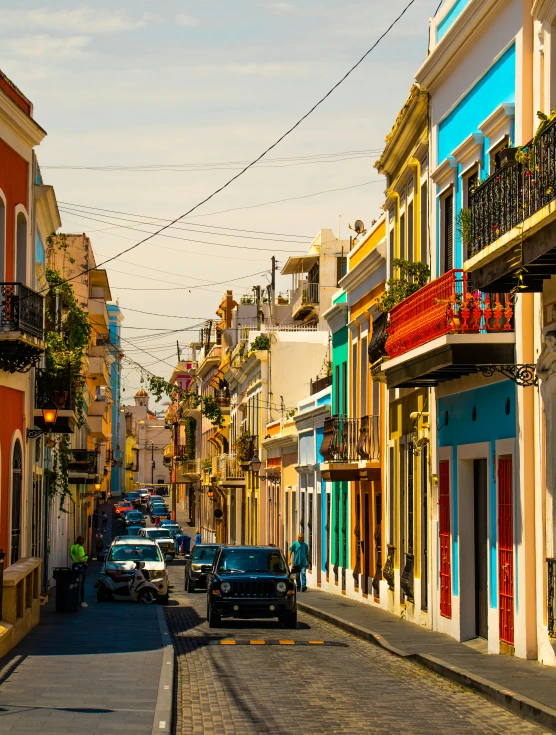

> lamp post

[{"left": 27, "top": 403, "right": 59, "bottom": 439}]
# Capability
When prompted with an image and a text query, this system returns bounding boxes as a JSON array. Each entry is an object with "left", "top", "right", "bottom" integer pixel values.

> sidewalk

[
  {"left": 297, "top": 588, "right": 556, "bottom": 732},
  {"left": 0, "top": 503, "right": 173, "bottom": 735}
]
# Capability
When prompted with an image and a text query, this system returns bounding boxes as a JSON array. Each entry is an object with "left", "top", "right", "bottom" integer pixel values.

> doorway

[
  {"left": 473, "top": 459, "right": 488, "bottom": 639},
  {"left": 362, "top": 490, "right": 371, "bottom": 596},
  {"left": 11, "top": 440, "right": 23, "bottom": 564}
]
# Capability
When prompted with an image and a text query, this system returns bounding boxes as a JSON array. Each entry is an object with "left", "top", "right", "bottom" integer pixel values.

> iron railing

[
  {"left": 385, "top": 269, "right": 513, "bottom": 359},
  {"left": 548, "top": 558, "right": 556, "bottom": 637},
  {"left": 291, "top": 280, "right": 319, "bottom": 315},
  {"left": 35, "top": 367, "right": 76, "bottom": 411},
  {"left": 368, "top": 312, "right": 389, "bottom": 365},
  {"left": 68, "top": 449, "right": 97, "bottom": 475},
  {"left": 310, "top": 374, "right": 332, "bottom": 395},
  {"left": 0, "top": 283, "right": 44, "bottom": 339},
  {"left": 321, "top": 415, "right": 380, "bottom": 463},
  {"left": 469, "top": 120, "right": 556, "bottom": 256},
  {"left": 217, "top": 453, "right": 245, "bottom": 480},
  {"left": 179, "top": 459, "right": 201, "bottom": 475}
]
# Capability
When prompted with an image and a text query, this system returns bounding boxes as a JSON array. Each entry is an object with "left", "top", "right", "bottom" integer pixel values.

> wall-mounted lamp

[{"left": 27, "top": 403, "right": 59, "bottom": 439}]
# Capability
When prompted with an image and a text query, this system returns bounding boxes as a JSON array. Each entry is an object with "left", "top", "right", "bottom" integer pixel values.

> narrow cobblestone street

[{"left": 165, "top": 562, "right": 549, "bottom": 735}]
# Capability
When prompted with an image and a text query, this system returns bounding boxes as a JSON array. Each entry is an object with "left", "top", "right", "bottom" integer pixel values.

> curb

[
  {"left": 153, "top": 606, "right": 174, "bottom": 735},
  {"left": 297, "top": 600, "right": 556, "bottom": 734}
]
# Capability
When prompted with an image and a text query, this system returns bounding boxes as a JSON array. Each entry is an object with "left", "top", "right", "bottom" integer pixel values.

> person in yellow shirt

[{"left": 70, "top": 536, "right": 88, "bottom": 608}]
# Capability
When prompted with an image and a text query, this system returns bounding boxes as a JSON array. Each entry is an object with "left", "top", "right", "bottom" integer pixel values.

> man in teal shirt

[{"left": 289, "top": 533, "right": 309, "bottom": 592}]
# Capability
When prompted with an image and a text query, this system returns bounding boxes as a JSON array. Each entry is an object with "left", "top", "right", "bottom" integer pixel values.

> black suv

[{"left": 206, "top": 546, "right": 298, "bottom": 628}]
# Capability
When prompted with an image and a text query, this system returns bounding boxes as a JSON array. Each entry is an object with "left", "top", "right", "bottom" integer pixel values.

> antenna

[{"left": 176, "top": 341, "right": 181, "bottom": 361}]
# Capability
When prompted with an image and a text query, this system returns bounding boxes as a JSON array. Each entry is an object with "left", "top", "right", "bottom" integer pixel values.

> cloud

[
  {"left": 266, "top": 2, "right": 301, "bottom": 11},
  {"left": 175, "top": 13, "right": 199, "bottom": 27},
  {"left": 4, "top": 35, "right": 91, "bottom": 60},
  {"left": 194, "top": 62, "right": 307, "bottom": 77},
  {"left": 1, "top": 6, "right": 151, "bottom": 34}
]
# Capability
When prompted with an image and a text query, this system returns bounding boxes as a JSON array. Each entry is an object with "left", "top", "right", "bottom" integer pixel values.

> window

[
  {"left": 342, "top": 361, "right": 347, "bottom": 418},
  {"left": 11, "top": 441, "right": 22, "bottom": 564},
  {"left": 335, "top": 365, "right": 340, "bottom": 415},
  {"left": 0, "top": 196, "right": 5, "bottom": 281},
  {"left": 489, "top": 135, "right": 509, "bottom": 173},
  {"left": 420, "top": 182, "right": 428, "bottom": 265},
  {"left": 351, "top": 340, "right": 358, "bottom": 418},
  {"left": 360, "top": 335, "right": 368, "bottom": 417},
  {"left": 442, "top": 192, "right": 454, "bottom": 273},
  {"left": 407, "top": 202, "right": 414, "bottom": 262},
  {"left": 389, "top": 228, "right": 395, "bottom": 278},
  {"left": 336, "top": 256, "right": 347, "bottom": 286},
  {"left": 399, "top": 213, "right": 405, "bottom": 260},
  {"left": 16, "top": 212, "right": 27, "bottom": 284}
]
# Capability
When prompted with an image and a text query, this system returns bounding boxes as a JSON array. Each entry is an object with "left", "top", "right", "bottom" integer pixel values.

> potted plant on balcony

[{"left": 234, "top": 430, "right": 254, "bottom": 469}]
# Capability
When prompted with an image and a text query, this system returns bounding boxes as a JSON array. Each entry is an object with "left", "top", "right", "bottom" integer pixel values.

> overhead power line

[
  {"left": 34, "top": 0, "right": 416, "bottom": 295},
  {"left": 43, "top": 148, "right": 383, "bottom": 172}
]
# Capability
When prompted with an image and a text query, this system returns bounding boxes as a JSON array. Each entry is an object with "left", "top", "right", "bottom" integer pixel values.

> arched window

[
  {"left": 16, "top": 212, "right": 27, "bottom": 285},
  {"left": 11, "top": 440, "right": 22, "bottom": 563}
]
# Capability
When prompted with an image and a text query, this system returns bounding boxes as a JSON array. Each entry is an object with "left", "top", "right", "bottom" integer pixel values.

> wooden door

[
  {"left": 474, "top": 459, "right": 488, "bottom": 639},
  {"left": 439, "top": 460, "right": 452, "bottom": 618},
  {"left": 498, "top": 457, "right": 514, "bottom": 646},
  {"left": 362, "top": 492, "right": 371, "bottom": 595}
]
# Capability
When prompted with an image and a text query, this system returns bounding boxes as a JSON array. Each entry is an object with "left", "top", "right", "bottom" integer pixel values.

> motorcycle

[{"left": 95, "top": 561, "right": 160, "bottom": 604}]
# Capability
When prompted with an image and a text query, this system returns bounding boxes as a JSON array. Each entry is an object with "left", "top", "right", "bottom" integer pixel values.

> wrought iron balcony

[
  {"left": 290, "top": 280, "right": 319, "bottom": 319},
  {"left": 548, "top": 558, "right": 556, "bottom": 638},
  {"left": 68, "top": 450, "right": 98, "bottom": 482},
  {"left": 217, "top": 453, "right": 245, "bottom": 483},
  {"left": 368, "top": 312, "right": 389, "bottom": 367},
  {"left": 470, "top": 122, "right": 556, "bottom": 257},
  {"left": 1, "top": 283, "right": 44, "bottom": 339},
  {"left": 385, "top": 269, "right": 513, "bottom": 359},
  {"left": 321, "top": 415, "right": 380, "bottom": 481},
  {"left": 35, "top": 367, "right": 76, "bottom": 411}
]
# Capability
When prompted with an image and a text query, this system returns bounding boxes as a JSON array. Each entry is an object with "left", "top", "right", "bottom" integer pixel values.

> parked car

[
  {"left": 115, "top": 501, "right": 134, "bottom": 517},
  {"left": 125, "top": 491, "right": 141, "bottom": 506},
  {"left": 147, "top": 495, "right": 163, "bottom": 511},
  {"left": 138, "top": 528, "right": 176, "bottom": 559},
  {"left": 206, "top": 546, "right": 297, "bottom": 628},
  {"left": 156, "top": 485, "right": 170, "bottom": 497},
  {"left": 185, "top": 544, "right": 220, "bottom": 592},
  {"left": 159, "top": 521, "right": 182, "bottom": 536},
  {"left": 150, "top": 505, "right": 171, "bottom": 521},
  {"left": 123, "top": 509, "right": 146, "bottom": 527},
  {"left": 138, "top": 489, "right": 151, "bottom": 504},
  {"left": 125, "top": 525, "right": 144, "bottom": 536},
  {"left": 102, "top": 537, "right": 170, "bottom": 603}
]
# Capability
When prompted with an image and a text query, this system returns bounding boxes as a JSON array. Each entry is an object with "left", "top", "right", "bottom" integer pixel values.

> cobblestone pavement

[{"left": 165, "top": 562, "right": 549, "bottom": 735}]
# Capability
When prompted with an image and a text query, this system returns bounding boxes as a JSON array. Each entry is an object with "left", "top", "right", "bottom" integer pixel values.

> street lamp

[
  {"left": 27, "top": 402, "right": 59, "bottom": 439},
  {"left": 207, "top": 488, "right": 215, "bottom": 500},
  {"left": 249, "top": 450, "right": 262, "bottom": 474}
]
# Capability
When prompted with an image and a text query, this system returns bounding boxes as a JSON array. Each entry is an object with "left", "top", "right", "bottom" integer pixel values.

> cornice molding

[
  {"left": 431, "top": 156, "right": 458, "bottom": 188},
  {"left": 532, "top": 0, "right": 556, "bottom": 23},
  {"left": 415, "top": 0, "right": 508, "bottom": 94},
  {"left": 340, "top": 239, "right": 386, "bottom": 293},
  {"left": 0, "top": 88, "right": 45, "bottom": 149},
  {"left": 479, "top": 103, "right": 515, "bottom": 143},
  {"left": 35, "top": 184, "right": 61, "bottom": 235},
  {"left": 375, "top": 85, "right": 429, "bottom": 176},
  {"left": 322, "top": 302, "right": 348, "bottom": 334},
  {"left": 295, "top": 404, "right": 330, "bottom": 432}
]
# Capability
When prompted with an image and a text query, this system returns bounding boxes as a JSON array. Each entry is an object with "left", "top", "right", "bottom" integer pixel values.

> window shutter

[
  {"left": 407, "top": 202, "right": 414, "bottom": 262},
  {"left": 444, "top": 193, "right": 453, "bottom": 272}
]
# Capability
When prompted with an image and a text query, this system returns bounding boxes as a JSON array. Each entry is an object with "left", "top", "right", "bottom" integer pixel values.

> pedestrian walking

[
  {"left": 195, "top": 529, "right": 202, "bottom": 545},
  {"left": 94, "top": 531, "right": 104, "bottom": 561},
  {"left": 70, "top": 535, "right": 89, "bottom": 608},
  {"left": 154, "top": 516, "right": 160, "bottom": 527},
  {"left": 101, "top": 511, "right": 108, "bottom": 532},
  {"left": 92, "top": 509, "right": 99, "bottom": 531},
  {"left": 289, "top": 533, "right": 309, "bottom": 592}
]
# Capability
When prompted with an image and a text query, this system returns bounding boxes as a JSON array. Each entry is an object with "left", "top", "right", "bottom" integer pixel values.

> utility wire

[{"left": 34, "top": 0, "right": 415, "bottom": 295}]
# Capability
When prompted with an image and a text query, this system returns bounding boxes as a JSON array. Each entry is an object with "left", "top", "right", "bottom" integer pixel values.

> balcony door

[
  {"left": 439, "top": 460, "right": 452, "bottom": 618},
  {"left": 498, "top": 457, "right": 514, "bottom": 647},
  {"left": 474, "top": 459, "right": 488, "bottom": 639},
  {"left": 11, "top": 440, "right": 23, "bottom": 564},
  {"left": 441, "top": 192, "right": 454, "bottom": 273}
]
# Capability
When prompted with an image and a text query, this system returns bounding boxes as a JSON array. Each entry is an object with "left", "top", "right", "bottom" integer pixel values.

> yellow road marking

[
  {"left": 279, "top": 640, "right": 295, "bottom": 645},
  {"left": 250, "top": 640, "right": 266, "bottom": 645},
  {"left": 220, "top": 640, "right": 236, "bottom": 645},
  {"left": 308, "top": 640, "right": 324, "bottom": 645}
]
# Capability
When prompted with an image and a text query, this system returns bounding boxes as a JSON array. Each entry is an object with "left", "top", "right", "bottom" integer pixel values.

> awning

[{"left": 281, "top": 255, "right": 318, "bottom": 275}]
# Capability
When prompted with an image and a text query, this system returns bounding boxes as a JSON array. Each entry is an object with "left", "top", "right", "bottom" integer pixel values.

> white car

[
  {"left": 138, "top": 528, "right": 176, "bottom": 559},
  {"left": 102, "top": 537, "right": 170, "bottom": 603}
]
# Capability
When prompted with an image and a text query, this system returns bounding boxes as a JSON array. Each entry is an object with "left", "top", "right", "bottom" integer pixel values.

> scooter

[{"left": 95, "top": 561, "right": 160, "bottom": 604}]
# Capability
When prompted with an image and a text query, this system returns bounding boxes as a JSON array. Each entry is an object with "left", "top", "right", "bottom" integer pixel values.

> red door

[
  {"left": 439, "top": 460, "right": 452, "bottom": 618},
  {"left": 498, "top": 457, "right": 514, "bottom": 646}
]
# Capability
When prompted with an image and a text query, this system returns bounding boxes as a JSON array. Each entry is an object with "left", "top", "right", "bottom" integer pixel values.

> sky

[{"left": 0, "top": 0, "right": 438, "bottom": 404}]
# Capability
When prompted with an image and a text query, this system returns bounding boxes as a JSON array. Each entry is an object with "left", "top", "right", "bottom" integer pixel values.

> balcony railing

[
  {"left": 35, "top": 368, "right": 76, "bottom": 411},
  {"left": 0, "top": 283, "right": 44, "bottom": 339},
  {"left": 179, "top": 459, "right": 201, "bottom": 475},
  {"left": 385, "top": 269, "right": 514, "bottom": 359},
  {"left": 321, "top": 415, "right": 380, "bottom": 463},
  {"left": 291, "top": 280, "right": 319, "bottom": 316},
  {"left": 217, "top": 453, "right": 245, "bottom": 480},
  {"left": 68, "top": 449, "right": 97, "bottom": 475},
  {"left": 469, "top": 120, "right": 556, "bottom": 257},
  {"left": 215, "top": 389, "right": 230, "bottom": 408},
  {"left": 368, "top": 312, "right": 389, "bottom": 365},
  {"left": 548, "top": 558, "right": 556, "bottom": 637},
  {"left": 310, "top": 374, "right": 332, "bottom": 395}
]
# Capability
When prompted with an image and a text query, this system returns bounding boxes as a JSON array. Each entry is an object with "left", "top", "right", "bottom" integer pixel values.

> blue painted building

[{"left": 107, "top": 304, "right": 123, "bottom": 497}]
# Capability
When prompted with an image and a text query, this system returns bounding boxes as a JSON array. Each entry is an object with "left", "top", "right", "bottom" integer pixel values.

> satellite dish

[
  {"left": 214, "top": 508, "right": 223, "bottom": 519},
  {"left": 354, "top": 219, "right": 365, "bottom": 234}
]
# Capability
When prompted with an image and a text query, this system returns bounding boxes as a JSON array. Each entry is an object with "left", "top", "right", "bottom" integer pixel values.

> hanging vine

[
  {"left": 45, "top": 434, "right": 74, "bottom": 512},
  {"left": 185, "top": 417, "right": 196, "bottom": 460},
  {"left": 146, "top": 374, "right": 224, "bottom": 428}
]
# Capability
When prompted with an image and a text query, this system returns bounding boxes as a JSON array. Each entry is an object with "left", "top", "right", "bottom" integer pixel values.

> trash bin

[{"left": 53, "top": 567, "right": 82, "bottom": 612}]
